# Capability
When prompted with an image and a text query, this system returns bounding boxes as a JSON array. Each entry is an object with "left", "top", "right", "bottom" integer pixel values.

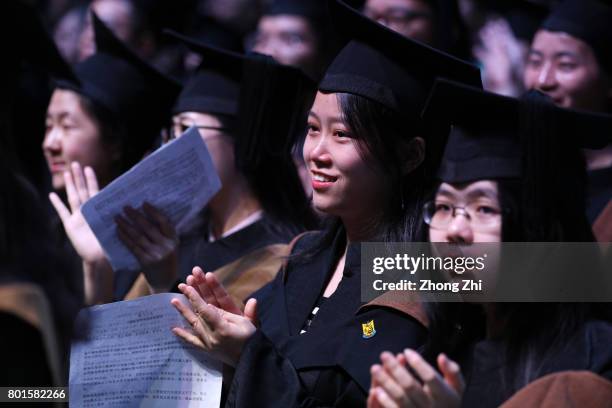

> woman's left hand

[
  {"left": 368, "top": 349, "right": 464, "bottom": 408},
  {"left": 171, "top": 283, "right": 257, "bottom": 367}
]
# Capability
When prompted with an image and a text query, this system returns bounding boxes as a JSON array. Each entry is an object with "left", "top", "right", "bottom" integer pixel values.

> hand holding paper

[
  {"left": 116, "top": 202, "right": 179, "bottom": 292},
  {"left": 82, "top": 127, "right": 222, "bottom": 272}
]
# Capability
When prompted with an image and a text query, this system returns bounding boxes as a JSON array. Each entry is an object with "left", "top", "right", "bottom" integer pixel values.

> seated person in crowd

[
  {"left": 170, "top": 1, "right": 481, "bottom": 406},
  {"left": 524, "top": 0, "right": 612, "bottom": 223},
  {"left": 367, "top": 79, "right": 612, "bottom": 408},
  {"left": 47, "top": 12, "right": 180, "bottom": 305}
]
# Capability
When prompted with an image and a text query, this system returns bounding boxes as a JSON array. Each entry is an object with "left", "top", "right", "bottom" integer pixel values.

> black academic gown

[
  {"left": 113, "top": 213, "right": 293, "bottom": 299},
  {"left": 176, "top": 215, "right": 292, "bottom": 281},
  {"left": 461, "top": 320, "right": 612, "bottom": 408},
  {"left": 225, "top": 226, "right": 428, "bottom": 407},
  {"left": 587, "top": 166, "right": 612, "bottom": 223}
]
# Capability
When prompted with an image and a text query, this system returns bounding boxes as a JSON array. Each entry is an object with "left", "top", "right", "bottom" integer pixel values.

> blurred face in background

[
  {"left": 524, "top": 30, "right": 612, "bottom": 111},
  {"left": 364, "top": 0, "right": 435, "bottom": 45},
  {"left": 251, "top": 15, "right": 320, "bottom": 78},
  {"left": 43, "top": 89, "right": 116, "bottom": 191},
  {"left": 78, "top": 0, "right": 155, "bottom": 61}
]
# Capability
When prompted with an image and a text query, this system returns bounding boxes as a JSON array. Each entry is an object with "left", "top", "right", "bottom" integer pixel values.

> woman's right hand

[
  {"left": 185, "top": 267, "right": 244, "bottom": 316},
  {"left": 171, "top": 283, "right": 258, "bottom": 367},
  {"left": 115, "top": 203, "right": 179, "bottom": 293},
  {"left": 49, "top": 162, "right": 105, "bottom": 264}
]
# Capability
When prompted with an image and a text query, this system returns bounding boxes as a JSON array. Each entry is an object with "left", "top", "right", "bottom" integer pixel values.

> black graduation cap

[
  {"left": 166, "top": 30, "right": 242, "bottom": 116},
  {"left": 319, "top": 0, "right": 482, "bottom": 117},
  {"left": 423, "top": 79, "right": 612, "bottom": 184},
  {"left": 55, "top": 12, "right": 181, "bottom": 169},
  {"left": 541, "top": 0, "right": 612, "bottom": 73},
  {"left": 503, "top": 1, "right": 549, "bottom": 42},
  {"left": 423, "top": 78, "right": 612, "bottom": 240}
]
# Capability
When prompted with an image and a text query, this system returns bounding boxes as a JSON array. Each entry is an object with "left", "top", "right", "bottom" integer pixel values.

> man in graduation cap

[
  {"left": 524, "top": 0, "right": 612, "bottom": 227},
  {"left": 368, "top": 78, "right": 612, "bottom": 408},
  {"left": 47, "top": 12, "right": 180, "bottom": 306}
]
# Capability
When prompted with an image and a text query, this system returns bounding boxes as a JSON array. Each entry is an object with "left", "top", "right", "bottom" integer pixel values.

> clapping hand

[
  {"left": 368, "top": 349, "right": 464, "bottom": 408},
  {"left": 170, "top": 268, "right": 257, "bottom": 366}
]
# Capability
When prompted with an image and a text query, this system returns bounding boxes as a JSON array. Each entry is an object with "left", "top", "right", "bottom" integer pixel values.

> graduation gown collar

[
  {"left": 256, "top": 224, "right": 428, "bottom": 392},
  {"left": 284, "top": 224, "right": 348, "bottom": 336}
]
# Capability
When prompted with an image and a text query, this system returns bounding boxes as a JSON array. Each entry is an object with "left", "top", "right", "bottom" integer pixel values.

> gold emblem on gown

[{"left": 362, "top": 320, "right": 376, "bottom": 339}]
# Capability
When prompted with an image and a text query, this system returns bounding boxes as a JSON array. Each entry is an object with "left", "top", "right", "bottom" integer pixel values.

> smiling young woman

[
  {"left": 169, "top": 1, "right": 481, "bottom": 406},
  {"left": 523, "top": 0, "right": 612, "bottom": 223}
]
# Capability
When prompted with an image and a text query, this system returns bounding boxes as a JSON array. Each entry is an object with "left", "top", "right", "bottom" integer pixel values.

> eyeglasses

[
  {"left": 363, "top": 7, "right": 433, "bottom": 33},
  {"left": 167, "top": 123, "right": 232, "bottom": 143},
  {"left": 423, "top": 200, "right": 506, "bottom": 231}
]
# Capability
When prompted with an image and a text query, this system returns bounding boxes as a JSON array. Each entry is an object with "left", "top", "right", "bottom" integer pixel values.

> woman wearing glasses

[{"left": 367, "top": 80, "right": 612, "bottom": 408}]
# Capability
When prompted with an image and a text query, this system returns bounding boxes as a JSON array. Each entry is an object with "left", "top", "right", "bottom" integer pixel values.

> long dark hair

[
  {"left": 295, "top": 91, "right": 432, "bottom": 261},
  {"left": 338, "top": 92, "right": 429, "bottom": 242},
  {"left": 191, "top": 111, "right": 316, "bottom": 240}
]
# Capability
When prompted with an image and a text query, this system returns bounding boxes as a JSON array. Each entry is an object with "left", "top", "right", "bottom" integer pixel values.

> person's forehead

[
  {"left": 532, "top": 30, "right": 594, "bottom": 55},
  {"left": 438, "top": 181, "right": 499, "bottom": 198},
  {"left": 310, "top": 92, "right": 342, "bottom": 115},
  {"left": 174, "top": 112, "right": 222, "bottom": 127},
  {"left": 48, "top": 89, "right": 82, "bottom": 113}
]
